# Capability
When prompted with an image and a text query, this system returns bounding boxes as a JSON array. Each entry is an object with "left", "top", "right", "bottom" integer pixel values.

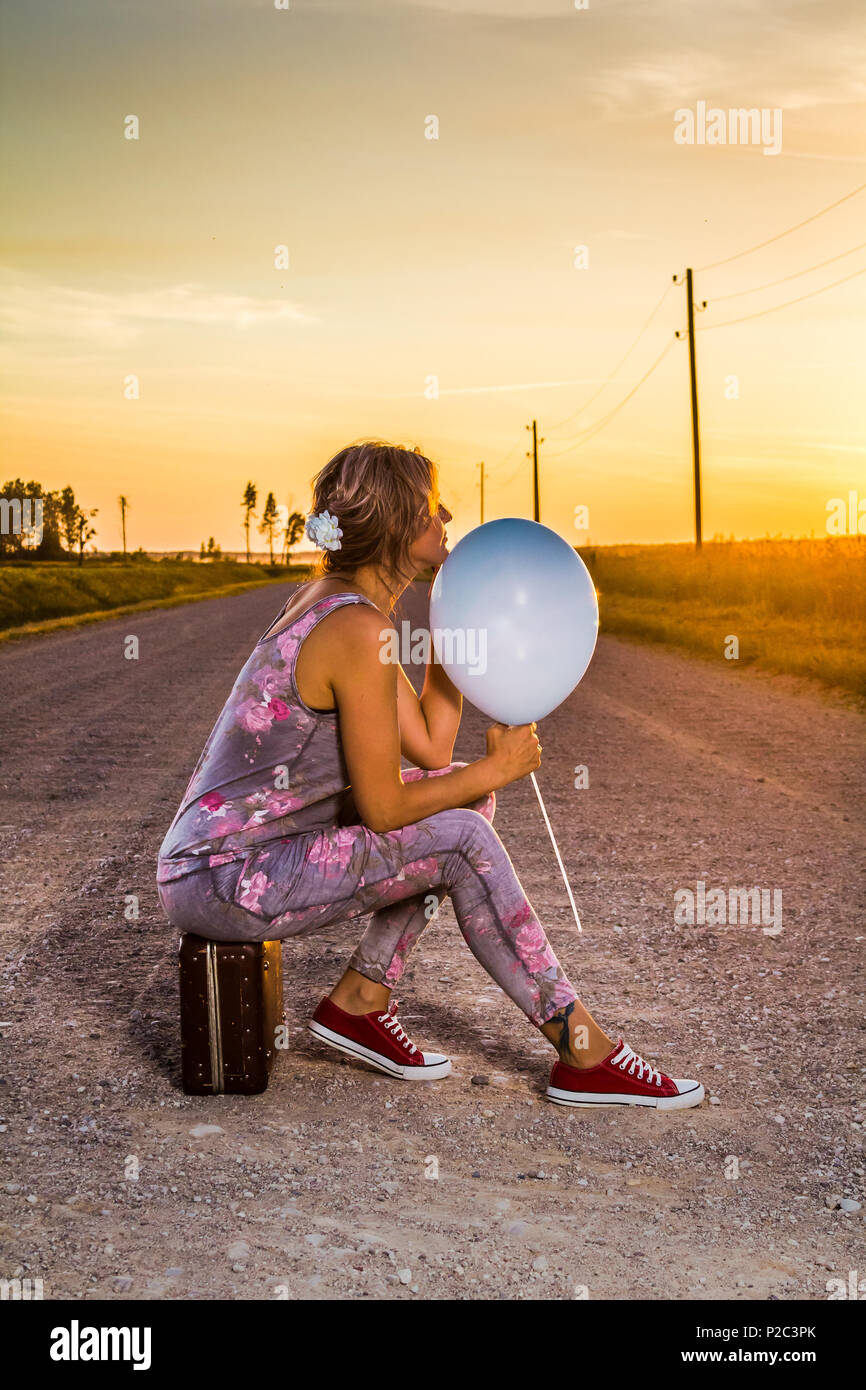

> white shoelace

[
  {"left": 378, "top": 1002, "right": 417, "bottom": 1054},
  {"left": 611, "top": 1041, "right": 662, "bottom": 1087}
]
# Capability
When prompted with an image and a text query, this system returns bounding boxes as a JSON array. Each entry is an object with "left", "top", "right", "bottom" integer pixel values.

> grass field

[
  {"left": 0, "top": 560, "right": 308, "bottom": 637},
  {"left": 580, "top": 537, "right": 866, "bottom": 697}
]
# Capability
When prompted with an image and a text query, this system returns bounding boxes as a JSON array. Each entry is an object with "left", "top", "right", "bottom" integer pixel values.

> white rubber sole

[
  {"left": 546, "top": 1080, "right": 705, "bottom": 1110},
  {"left": 308, "top": 1020, "right": 452, "bottom": 1081}
]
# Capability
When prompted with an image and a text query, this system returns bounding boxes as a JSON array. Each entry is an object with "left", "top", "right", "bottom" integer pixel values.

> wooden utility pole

[
  {"left": 683, "top": 268, "right": 706, "bottom": 550},
  {"left": 526, "top": 420, "right": 542, "bottom": 522},
  {"left": 118, "top": 495, "right": 129, "bottom": 556},
  {"left": 478, "top": 461, "right": 485, "bottom": 524},
  {"left": 674, "top": 270, "right": 705, "bottom": 548}
]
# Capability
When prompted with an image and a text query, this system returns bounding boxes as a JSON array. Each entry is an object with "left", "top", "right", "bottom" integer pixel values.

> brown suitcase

[{"left": 178, "top": 934, "right": 284, "bottom": 1094}]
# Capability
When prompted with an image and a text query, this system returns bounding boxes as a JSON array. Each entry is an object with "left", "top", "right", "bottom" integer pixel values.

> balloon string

[{"left": 529, "top": 771, "right": 583, "bottom": 933}]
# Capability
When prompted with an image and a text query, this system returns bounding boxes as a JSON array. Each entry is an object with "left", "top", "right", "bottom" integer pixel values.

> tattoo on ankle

[{"left": 551, "top": 1000, "right": 576, "bottom": 1060}]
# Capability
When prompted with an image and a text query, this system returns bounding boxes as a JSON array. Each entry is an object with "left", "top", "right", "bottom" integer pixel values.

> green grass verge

[{"left": 0, "top": 561, "right": 309, "bottom": 638}]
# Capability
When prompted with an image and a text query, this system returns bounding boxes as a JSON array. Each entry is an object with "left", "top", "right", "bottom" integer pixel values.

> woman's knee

[{"left": 437, "top": 805, "right": 499, "bottom": 850}]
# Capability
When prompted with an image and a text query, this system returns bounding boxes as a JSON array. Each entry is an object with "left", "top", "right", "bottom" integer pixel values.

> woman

[{"left": 158, "top": 441, "right": 704, "bottom": 1110}]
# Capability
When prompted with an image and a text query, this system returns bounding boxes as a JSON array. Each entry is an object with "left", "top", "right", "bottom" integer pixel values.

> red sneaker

[
  {"left": 546, "top": 1038, "right": 704, "bottom": 1110},
  {"left": 309, "top": 997, "right": 451, "bottom": 1081}
]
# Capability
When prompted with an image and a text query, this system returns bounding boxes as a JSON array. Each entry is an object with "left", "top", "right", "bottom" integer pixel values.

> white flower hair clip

[{"left": 305, "top": 509, "right": 343, "bottom": 551}]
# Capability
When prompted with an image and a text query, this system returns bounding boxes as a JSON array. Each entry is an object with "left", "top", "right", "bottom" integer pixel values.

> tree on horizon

[
  {"left": 60, "top": 486, "right": 78, "bottom": 554},
  {"left": 1, "top": 478, "right": 77, "bottom": 560},
  {"left": 259, "top": 492, "right": 279, "bottom": 565},
  {"left": 282, "top": 509, "right": 305, "bottom": 565},
  {"left": 242, "top": 481, "right": 257, "bottom": 563},
  {"left": 74, "top": 505, "right": 98, "bottom": 566}
]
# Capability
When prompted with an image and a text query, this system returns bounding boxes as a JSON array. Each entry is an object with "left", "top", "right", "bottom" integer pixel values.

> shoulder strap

[{"left": 257, "top": 590, "right": 380, "bottom": 646}]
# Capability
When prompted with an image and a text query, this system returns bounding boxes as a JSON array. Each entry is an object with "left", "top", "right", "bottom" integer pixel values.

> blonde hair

[{"left": 309, "top": 440, "right": 439, "bottom": 580}]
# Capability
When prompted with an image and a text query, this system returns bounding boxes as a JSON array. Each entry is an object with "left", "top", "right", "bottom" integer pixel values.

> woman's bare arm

[
  {"left": 396, "top": 659, "right": 462, "bottom": 769},
  {"left": 329, "top": 605, "right": 539, "bottom": 833}
]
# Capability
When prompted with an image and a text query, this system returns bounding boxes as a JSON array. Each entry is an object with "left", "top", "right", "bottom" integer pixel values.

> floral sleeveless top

[{"left": 157, "top": 591, "right": 379, "bottom": 883}]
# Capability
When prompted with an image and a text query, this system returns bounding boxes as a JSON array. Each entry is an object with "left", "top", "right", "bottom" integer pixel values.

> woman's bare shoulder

[
  {"left": 314, "top": 598, "right": 391, "bottom": 644},
  {"left": 296, "top": 598, "right": 393, "bottom": 704}
]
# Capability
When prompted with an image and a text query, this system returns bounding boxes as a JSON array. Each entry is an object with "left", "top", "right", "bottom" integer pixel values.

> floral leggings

[{"left": 158, "top": 764, "right": 578, "bottom": 1027}]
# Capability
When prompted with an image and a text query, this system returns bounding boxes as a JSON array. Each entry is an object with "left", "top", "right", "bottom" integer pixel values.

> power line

[
  {"left": 489, "top": 442, "right": 520, "bottom": 481},
  {"left": 467, "top": 197, "right": 865, "bottom": 525},
  {"left": 699, "top": 264, "right": 866, "bottom": 331},
  {"left": 497, "top": 460, "right": 526, "bottom": 490},
  {"left": 533, "top": 193, "right": 863, "bottom": 442},
  {"left": 543, "top": 338, "right": 676, "bottom": 459},
  {"left": 546, "top": 282, "right": 672, "bottom": 434},
  {"left": 697, "top": 181, "right": 866, "bottom": 272},
  {"left": 474, "top": 441, "right": 523, "bottom": 493},
  {"left": 710, "top": 239, "right": 866, "bottom": 301}
]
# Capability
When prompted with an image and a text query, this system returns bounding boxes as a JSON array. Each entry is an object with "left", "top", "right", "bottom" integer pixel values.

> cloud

[
  {"left": 381, "top": 376, "right": 605, "bottom": 398},
  {"left": 585, "top": 2, "right": 866, "bottom": 120},
  {"left": 0, "top": 268, "right": 316, "bottom": 349}
]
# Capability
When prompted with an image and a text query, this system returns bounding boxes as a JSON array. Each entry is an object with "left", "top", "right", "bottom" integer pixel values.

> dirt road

[{"left": 1, "top": 582, "right": 864, "bottom": 1300}]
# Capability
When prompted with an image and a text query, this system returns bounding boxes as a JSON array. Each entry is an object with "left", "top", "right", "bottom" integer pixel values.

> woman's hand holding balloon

[{"left": 485, "top": 722, "right": 542, "bottom": 786}]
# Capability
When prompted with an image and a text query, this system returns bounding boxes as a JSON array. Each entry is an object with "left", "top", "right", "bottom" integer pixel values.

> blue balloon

[{"left": 429, "top": 518, "right": 598, "bottom": 724}]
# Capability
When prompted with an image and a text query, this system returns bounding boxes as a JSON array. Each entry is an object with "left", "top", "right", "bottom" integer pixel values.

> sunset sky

[{"left": 1, "top": 0, "right": 865, "bottom": 552}]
